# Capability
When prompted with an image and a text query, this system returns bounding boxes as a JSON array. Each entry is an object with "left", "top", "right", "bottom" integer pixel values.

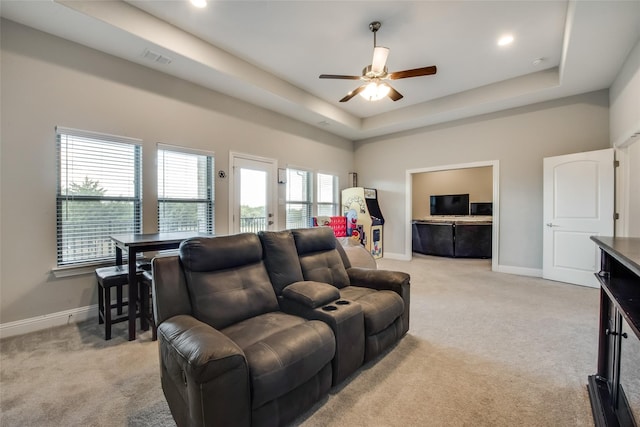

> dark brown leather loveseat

[{"left": 152, "top": 228, "right": 410, "bottom": 427}]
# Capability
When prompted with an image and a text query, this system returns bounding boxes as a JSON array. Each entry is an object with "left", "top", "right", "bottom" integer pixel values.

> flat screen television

[{"left": 430, "top": 194, "right": 469, "bottom": 216}]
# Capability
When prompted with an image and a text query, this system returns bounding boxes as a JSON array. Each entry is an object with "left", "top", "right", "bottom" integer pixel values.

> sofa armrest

[
  {"left": 281, "top": 281, "right": 340, "bottom": 308},
  {"left": 158, "top": 314, "right": 251, "bottom": 427},
  {"left": 278, "top": 285, "right": 364, "bottom": 386},
  {"left": 347, "top": 268, "right": 411, "bottom": 337},
  {"left": 346, "top": 267, "right": 410, "bottom": 294}
]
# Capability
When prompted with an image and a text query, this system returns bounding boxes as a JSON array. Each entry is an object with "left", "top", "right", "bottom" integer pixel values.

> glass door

[{"left": 231, "top": 153, "right": 276, "bottom": 234}]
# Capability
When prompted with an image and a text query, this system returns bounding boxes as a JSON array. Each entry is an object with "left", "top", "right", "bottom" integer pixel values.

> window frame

[
  {"left": 285, "top": 167, "right": 313, "bottom": 229},
  {"left": 55, "top": 126, "right": 142, "bottom": 267},
  {"left": 157, "top": 143, "right": 215, "bottom": 234},
  {"left": 316, "top": 172, "right": 339, "bottom": 217}
]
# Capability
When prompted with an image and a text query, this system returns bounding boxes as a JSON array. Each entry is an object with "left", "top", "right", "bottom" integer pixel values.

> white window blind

[
  {"left": 56, "top": 126, "right": 142, "bottom": 266},
  {"left": 286, "top": 168, "right": 312, "bottom": 229},
  {"left": 157, "top": 146, "right": 214, "bottom": 234},
  {"left": 317, "top": 173, "right": 338, "bottom": 216}
]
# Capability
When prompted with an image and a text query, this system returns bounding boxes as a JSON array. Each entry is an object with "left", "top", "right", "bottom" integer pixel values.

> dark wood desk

[{"left": 110, "top": 231, "right": 212, "bottom": 340}]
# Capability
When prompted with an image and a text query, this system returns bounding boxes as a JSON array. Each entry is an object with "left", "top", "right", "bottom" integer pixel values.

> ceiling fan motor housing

[{"left": 363, "top": 65, "right": 387, "bottom": 79}]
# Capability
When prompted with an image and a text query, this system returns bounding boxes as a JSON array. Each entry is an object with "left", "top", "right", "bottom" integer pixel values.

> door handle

[{"left": 546, "top": 223, "right": 559, "bottom": 228}]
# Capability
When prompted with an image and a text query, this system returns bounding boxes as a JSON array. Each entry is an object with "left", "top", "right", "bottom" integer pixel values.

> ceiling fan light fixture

[{"left": 360, "top": 81, "right": 390, "bottom": 101}]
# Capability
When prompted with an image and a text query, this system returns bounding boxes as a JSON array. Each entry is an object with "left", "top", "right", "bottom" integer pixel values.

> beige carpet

[{"left": 0, "top": 255, "right": 599, "bottom": 426}]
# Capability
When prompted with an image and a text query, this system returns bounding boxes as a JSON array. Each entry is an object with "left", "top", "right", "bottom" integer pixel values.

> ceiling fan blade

[
  {"left": 388, "top": 66, "right": 437, "bottom": 80},
  {"left": 371, "top": 47, "right": 389, "bottom": 74},
  {"left": 319, "top": 74, "right": 362, "bottom": 80},
  {"left": 339, "top": 85, "right": 367, "bottom": 102},
  {"left": 386, "top": 84, "right": 403, "bottom": 101}
]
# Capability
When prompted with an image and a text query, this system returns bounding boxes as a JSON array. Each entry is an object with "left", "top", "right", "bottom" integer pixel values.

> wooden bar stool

[
  {"left": 96, "top": 265, "right": 133, "bottom": 340},
  {"left": 96, "top": 263, "right": 150, "bottom": 340}
]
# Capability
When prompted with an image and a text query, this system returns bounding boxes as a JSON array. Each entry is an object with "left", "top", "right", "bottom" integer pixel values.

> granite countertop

[{"left": 413, "top": 216, "right": 493, "bottom": 223}]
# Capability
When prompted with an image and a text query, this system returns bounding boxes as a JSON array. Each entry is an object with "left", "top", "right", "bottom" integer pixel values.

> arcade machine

[{"left": 342, "top": 187, "right": 385, "bottom": 258}]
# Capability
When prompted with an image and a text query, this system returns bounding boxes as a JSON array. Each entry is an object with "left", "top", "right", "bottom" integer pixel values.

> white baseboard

[
  {"left": 0, "top": 304, "right": 98, "bottom": 340},
  {"left": 382, "top": 252, "right": 543, "bottom": 278},
  {"left": 494, "top": 264, "right": 542, "bottom": 278},
  {"left": 383, "top": 252, "right": 543, "bottom": 277},
  {"left": 382, "top": 252, "right": 411, "bottom": 261}
]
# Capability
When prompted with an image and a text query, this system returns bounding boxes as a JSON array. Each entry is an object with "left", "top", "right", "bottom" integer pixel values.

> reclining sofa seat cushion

[
  {"left": 291, "top": 227, "right": 406, "bottom": 361},
  {"left": 161, "top": 233, "right": 335, "bottom": 426}
]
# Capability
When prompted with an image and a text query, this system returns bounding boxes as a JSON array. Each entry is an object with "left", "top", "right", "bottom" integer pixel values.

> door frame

[
  {"left": 229, "top": 151, "right": 278, "bottom": 234},
  {"left": 405, "top": 160, "right": 500, "bottom": 271}
]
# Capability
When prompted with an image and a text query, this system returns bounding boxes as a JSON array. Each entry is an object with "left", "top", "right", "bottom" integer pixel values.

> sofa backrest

[
  {"left": 258, "top": 230, "right": 305, "bottom": 296},
  {"left": 179, "top": 233, "right": 279, "bottom": 330},
  {"left": 152, "top": 255, "right": 192, "bottom": 326},
  {"left": 291, "top": 227, "right": 350, "bottom": 289}
]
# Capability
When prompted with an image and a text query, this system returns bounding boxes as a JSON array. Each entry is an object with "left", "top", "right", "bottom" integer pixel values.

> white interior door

[
  {"left": 230, "top": 153, "right": 277, "bottom": 234},
  {"left": 543, "top": 148, "right": 614, "bottom": 287}
]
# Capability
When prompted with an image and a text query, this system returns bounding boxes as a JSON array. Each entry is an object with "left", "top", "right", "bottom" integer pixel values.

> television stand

[{"left": 412, "top": 217, "right": 492, "bottom": 258}]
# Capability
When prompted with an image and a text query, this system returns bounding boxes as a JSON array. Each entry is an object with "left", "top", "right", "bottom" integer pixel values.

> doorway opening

[{"left": 405, "top": 160, "right": 500, "bottom": 271}]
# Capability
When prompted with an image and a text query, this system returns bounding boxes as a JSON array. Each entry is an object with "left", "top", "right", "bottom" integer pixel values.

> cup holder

[
  {"left": 335, "top": 300, "right": 350, "bottom": 305},
  {"left": 322, "top": 305, "right": 337, "bottom": 311}
]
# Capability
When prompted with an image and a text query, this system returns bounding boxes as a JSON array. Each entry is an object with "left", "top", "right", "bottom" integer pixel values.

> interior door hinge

[
  {"left": 614, "top": 160, "right": 620, "bottom": 167},
  {"left": 614, "top": 213, "right": 620, "bottom": 220}
]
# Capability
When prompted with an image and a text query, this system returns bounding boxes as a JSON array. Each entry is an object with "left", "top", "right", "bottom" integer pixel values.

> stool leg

[
  {"left": 98, "top": 281, "right": 104, "bottom": 325},
  {"left": 151, "top": 306, "right": 157, "bottom": 341},
  {"left": 104, "top": 286, "right": 112, "bottom": 341},
  {"left": 149, "top": 288, "right": 157, "bottom": 341},
  {"left": 140, "top": 282, "right": 149, "bottom": 331},
  {"left": 116, "top": 283, "right": 123, "bottom": 315}
]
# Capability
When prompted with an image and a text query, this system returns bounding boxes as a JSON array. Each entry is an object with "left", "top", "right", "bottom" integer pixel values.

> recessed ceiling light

[
  {"left": 497, "top": 35, "right": 514, "bottom": 46},
  {"left": 190, "top": 0, "right": 207, "bottom": 8}
]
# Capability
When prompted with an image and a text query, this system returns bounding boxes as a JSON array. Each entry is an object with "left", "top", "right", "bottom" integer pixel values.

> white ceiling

[{"left": 2, "top": 0, "right": 639, "bottom": 140}]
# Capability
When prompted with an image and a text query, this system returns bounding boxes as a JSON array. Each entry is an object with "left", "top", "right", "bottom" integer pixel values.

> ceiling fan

[{"left": 319, "top": 21, "right": 437, "bottom": 103}]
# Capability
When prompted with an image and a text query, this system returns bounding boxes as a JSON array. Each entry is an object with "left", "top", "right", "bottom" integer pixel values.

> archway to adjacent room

[{"left": 405, "top": 160, "right": 500, "bottom": 271}]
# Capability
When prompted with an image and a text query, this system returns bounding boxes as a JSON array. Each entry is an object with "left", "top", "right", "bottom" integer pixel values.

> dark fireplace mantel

[{"left": 588, "top": 236, "right": 640, "bottom": 427}]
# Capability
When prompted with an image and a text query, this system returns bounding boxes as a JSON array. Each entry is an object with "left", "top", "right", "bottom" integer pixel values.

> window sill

[
  {"left": 51, "top": 261, "right": 113, "bottom": 278},
  {"left": 50, "top": 250, "right": 179, "bottom": 278}
]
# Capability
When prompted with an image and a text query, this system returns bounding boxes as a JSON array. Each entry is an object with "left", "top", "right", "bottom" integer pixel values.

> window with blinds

[
  {"left": 56, "top": 127, "right": 142, "bottom": 266},
  {"left": 317, "top": 173, "right": 339, "bottom": 216},
  {"left": 286, "top": 168, "right": 312, "bottom": 229},
  {"left": 157, "top": 146, "right": 214, "bottom": 234}
]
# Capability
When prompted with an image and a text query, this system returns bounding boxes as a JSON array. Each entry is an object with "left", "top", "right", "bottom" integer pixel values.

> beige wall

[
  {"left": 1, "top": 18, "right": 638, "bottom": 328},
  {"left": 610, "top": 38, "right": 640, "bottom": 237},
  {"left": 354, "top": 91, "right": 610, "bottom": 269},
  {"left": 411, "top": 167, "right": 492, "bottom": 219},
  {"left": 0, "top": 20, "right": 353, "bottom": 324},
  {"left": 628, "top": 141, "right": 640, "bottom": 237},
  {"left": 610, "top": 39, "right": 640, "bottom": 147}
]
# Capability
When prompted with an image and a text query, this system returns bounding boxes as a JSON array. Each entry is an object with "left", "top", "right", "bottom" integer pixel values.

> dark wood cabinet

[
  {"left": 589, "top": 236, "right": 640, "bottom": 427},
  {"left": 412, "top": 220, "right": 491, "bottom": 258},
  {"left": 412, "top": 221, "right": 454, "bottom": 256}
]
